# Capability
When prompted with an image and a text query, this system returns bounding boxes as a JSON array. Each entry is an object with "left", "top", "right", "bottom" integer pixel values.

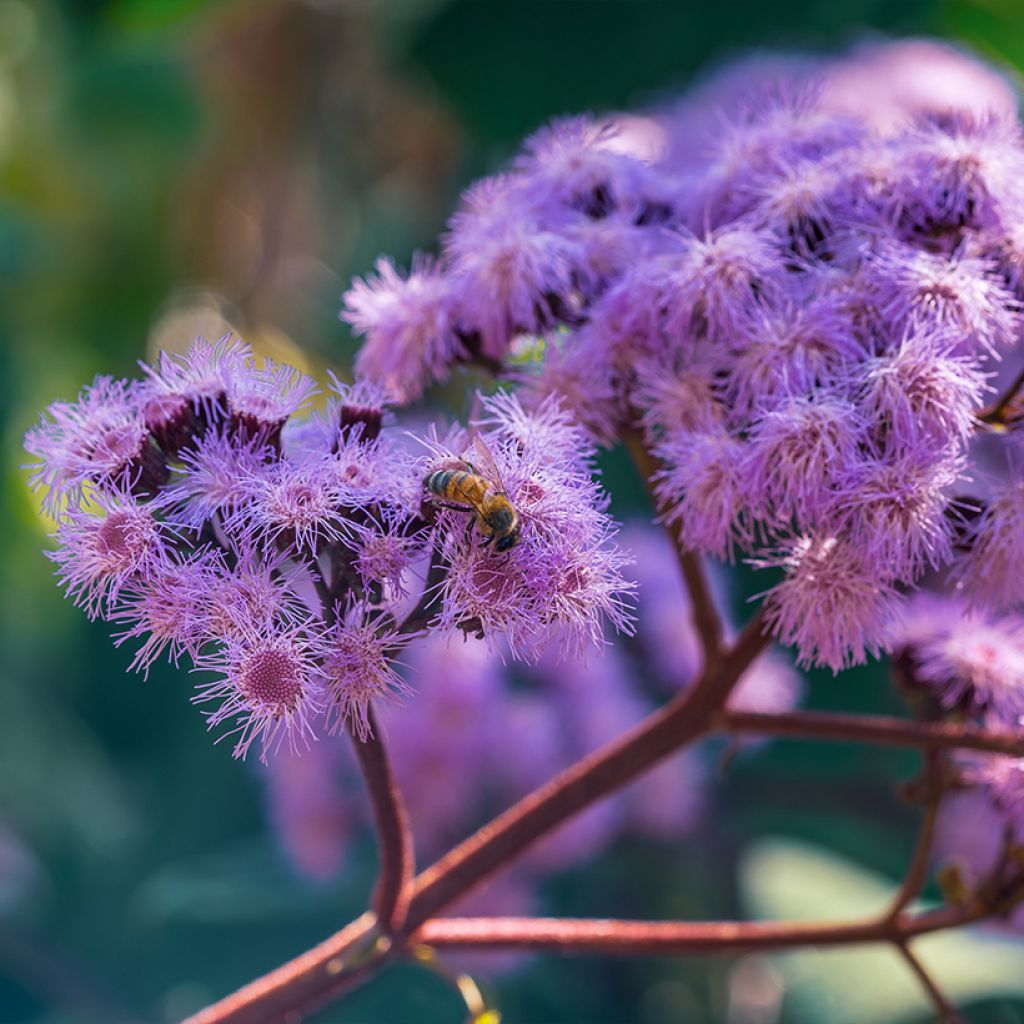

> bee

[{"left": 424, "top": 436, "right": 521, "bottom": 552}]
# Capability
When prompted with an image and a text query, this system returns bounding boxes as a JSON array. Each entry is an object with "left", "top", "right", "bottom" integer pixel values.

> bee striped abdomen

[{"left": 426, "top": 468, "right": 488, "bottom": 506}]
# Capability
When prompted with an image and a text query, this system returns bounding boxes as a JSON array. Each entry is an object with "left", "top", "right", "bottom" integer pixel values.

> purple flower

[
  {"left": 723, "top": 294, "right": 867, "bottom": 420},
  {"left": 853, "top": 331, "right": 989, "bottom": 455},
  {"left": 444, "top": 176, "right": 582, "bottom": 357},
  {"left": 953, "top": 477, "right": 1024, "bottom": 610},
  {"left": 226, "top": 456, "right": 354, "bottom": 555},
  {"left": 742, "top": 393, "right": 865, "bottom": 529},
  {"left": 895, "top": 111, "right": 1024, "bottom": 237},
  {"left": 865, "top": 242, "right": 1019, "bottom": 357},
  {"left": 820, "top": 39, "right": 1019, "bottom": 130},
  {"left": 320, "top": 612, "right": 412, "bottom": 742},
  {"left": 50, "top": 490, "right": 172, "bottom": 619},
  {"left": 425, "top": 392, "right": 635, "bottom": 658},
  {"left": 756, "top": 535, "right": 899, "bottom": 672},
  {"left": 139, "top": 335, "right": 251, "bottom": 427},
  {"left": 343, "top": 256, "right": 463, "bottom": 403},
  {"left": 514, "top": 115, "right": 649, "bottom": 220},
  {"left": 654, "top": 430, "right": 750, "bottom": 560},
  {"left": 109, "top": 548, "right": 222, "bottom": 676},
  {"left": 167, "top": 430, "right": 275, "bottom": 531},
  {"left": 889, "top": 593, "right": 1024, "bottom": 723},
  {"left": 203, "top": 548, "right": 311, "bottom": 641},
  {"left": 194, "top": 623, "right": 323, "bottom": 761},
  {"left": 829, "top": 452, "right": 962, "bottom": 583},
  {"left": 632, "top": 355, "right": 721, "bottom": 440},
  {"left": 227, "top": 356, "right": 319, "bottom": 446},
  {"left": 26, "top": 376, "right": 164, "bottom": 511}
]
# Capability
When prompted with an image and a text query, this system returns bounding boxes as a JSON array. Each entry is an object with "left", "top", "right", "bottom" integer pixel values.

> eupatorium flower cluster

[
  {"left": 25, "top": 338, "right": 632, "bottom": 759},
  {"left": 342, "top": 38, "right": 1024, "bottom": 675}
]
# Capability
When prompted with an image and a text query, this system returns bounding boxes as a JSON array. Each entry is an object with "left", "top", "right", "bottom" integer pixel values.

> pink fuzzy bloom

[
  {"left": 830, "top": 452, "right": 962, "bottom": 582},
  {"left": 723, "top": 294, "right": 867, "bottom": 421},
  {"left": 227, "top": 456, "right": 353, "bottom": 555},
  {"left": 894, "top": 111, "right": 1024, "bottom": 237},
  {"left": 227, "top": 356, "right": 319, "bottom": 446},
  {"left": 167, "top": 430, "right": 275, "bottom": 531},
  {"left": 445, "top": 176, "right": 582, "bottom": 357},
  {"left": 890, "top": 592, "right": 1024, "bottom": 722},
  {"left": 140, "top": 334, "right": 251, "bottom": 422},
  {"left": 344, "top": 255, "right": 463, "bottom": 403},
  {"left": 632, "top": 356, "right": 722, "bottom": 441},
  {"left": 320, "top": 614, "right": 411, "bottom": 742},
  {"left": 194, "top": 624, "right": 322, "bottom": 761},
  {"left": 654, "top": 429, "right": 750, "bottom": 560},
  {"left": 203, "top": 548, "right": 310, "bottom": 641},
  {"left": 853, "top": 331, "right": 989, "bottom": 455},
  {"left": 953, "top": 477, "right": 1024, "bottom": 610},
  {"left": 109, "top": 548, "right": 223, "bottom": 676},
  {"left": 742, "top": 393, "right": 865, "bottom": 528},
  {"left": 26, "top": 375, "right": 163, "bottom": 512},
  {"left": 514, "top": 115, "right": 651, "bottom": 220},
  {"left": 866, "top": 242, "right": 1020, "bottom": 357},
  {"left": 50, "top": 490, "right": 172, "bottom": 619},
  {"left": 757, "top": 535, "right": 899, "bottom": 672}
]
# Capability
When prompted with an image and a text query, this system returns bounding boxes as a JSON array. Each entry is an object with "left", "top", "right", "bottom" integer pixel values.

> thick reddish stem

[
  {"left": 413, "top": 904, "right": 987, "bottom": 955},
  {"left": 405, "top": 610, "right": 769, "bottom": 929},
  {"left": 349, "top": 706, "right": 414, "bottom": 933},
  {"left": 719, "top": 709, "right": 1024, "bottom": 757},
  {"left": 183, "top": 913, "right": 381, "bottom": 1024}
]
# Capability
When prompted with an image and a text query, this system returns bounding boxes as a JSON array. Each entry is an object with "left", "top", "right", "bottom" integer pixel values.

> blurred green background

[{"left": 3, "top": 1, "right": 1024, "bottom": 1022}]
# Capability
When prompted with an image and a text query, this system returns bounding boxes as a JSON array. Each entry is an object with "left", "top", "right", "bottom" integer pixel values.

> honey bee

[{"left": 424, "top": 436, "right": 521, "bottom": 552}]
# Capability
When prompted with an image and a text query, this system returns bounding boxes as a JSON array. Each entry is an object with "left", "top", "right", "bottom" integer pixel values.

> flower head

[
  {"left": 320, "top": 614, "right": 411, "bottom": 741},
  {"left": 26, "top": 376, "right": 163, "bottom": 511},
  {"left": 757, "top": 535, "right": 898, "bottom": 672},
  {"left": 194, "top": 624, "right": 322, "bottom": 761},
  {"left": 344, "top": 256, "right": 463, "bottom": 403},
  {"left": 109, "top": 548, "right": 222, "bottom": 676},
  {"left": 50, "top": 490, "right": 171, "bottom": 619}
]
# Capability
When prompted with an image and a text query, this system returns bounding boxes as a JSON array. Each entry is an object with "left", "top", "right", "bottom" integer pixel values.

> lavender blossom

[
  {"left": 425, "top": 392, "right": 634, "bottom": 659},
  {"left": 26, "top": 376, "right": 164, "bottom": 512},
  {"left": 757, "top": 536, "right": 898, "bottom": 672},
  {"left": 194, "top": 623, "right": 323, "bottom": 761},
  {"left": 889, "top": 593, "right": 1024, "bottom": 723},
  {"left": 343, "top": 256, "right": 463, "bottom": 403}
]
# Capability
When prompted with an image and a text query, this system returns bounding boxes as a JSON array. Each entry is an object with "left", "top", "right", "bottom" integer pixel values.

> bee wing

[{"left": 469, "top": 434, "right": 508, "bottom": 495}]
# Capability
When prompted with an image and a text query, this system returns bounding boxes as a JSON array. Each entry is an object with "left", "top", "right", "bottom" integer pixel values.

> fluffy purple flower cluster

[
  {"left": 25, "top": 338, "right": 631, "bottom": 759},
  {"left": 343, "top": 39, "right": 1024, "bottom": 673}
]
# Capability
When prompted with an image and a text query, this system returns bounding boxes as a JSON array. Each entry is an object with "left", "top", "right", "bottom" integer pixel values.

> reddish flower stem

[
  {"left": 349, "top": 706, "right": 414, "bottom": 933},
  {"left": 404, "top": 607, "right": 770, "bottom": 929},
  {"left": 413, "top": 902, "right": 988, "bottom": 954},
  {"left": 896, "top": 940, "right": 964, "bottom": 1023},
  {"left": 718, "top": 709, "right": 1024, "bottom": 757},
  {"left": 885, "top": 751, "right": 943, "bottom": 922}
]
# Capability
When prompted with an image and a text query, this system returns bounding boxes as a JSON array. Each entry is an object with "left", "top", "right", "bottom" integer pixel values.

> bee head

[{"left": 494, "top": 528, "right": 520, "bottom": 553}]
